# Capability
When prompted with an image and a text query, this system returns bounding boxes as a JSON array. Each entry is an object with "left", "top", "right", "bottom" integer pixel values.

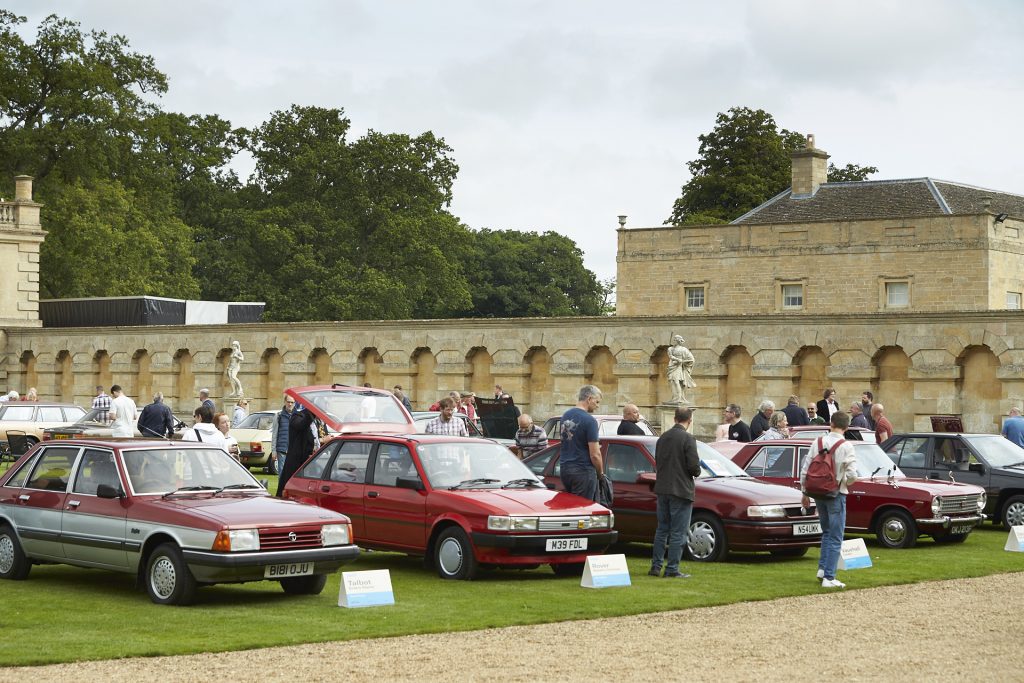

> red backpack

[{"left": 804, "top": 436, "right": 846, "bottom": 498}]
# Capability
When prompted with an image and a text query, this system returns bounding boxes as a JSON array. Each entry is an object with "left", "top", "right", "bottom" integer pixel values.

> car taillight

[
  {"left": 250, "top": 442, "right": 262, "bottom": 453},
  {"left": 42, "top": 434, "right": 50, "bottom": 441}
]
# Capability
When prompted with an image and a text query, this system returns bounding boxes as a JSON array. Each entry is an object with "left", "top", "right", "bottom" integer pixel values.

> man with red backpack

[{"left": 800, "top": 411, "right": 858, "bottom": 589}]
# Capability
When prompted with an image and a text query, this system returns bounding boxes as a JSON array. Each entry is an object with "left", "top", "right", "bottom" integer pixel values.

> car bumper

[
  {"left": 239, "top": 451, "right": 271, "bottom": 466},
  {"left": 181, "top": 544, "right": 359, "bottom": 582},
  {"left": 914, "top": 514, "right": 986, "bottom": 529},
  {"left": 470, "top": 530, "right": 618, "bottom": 564},
  {"left": 723, "top": 519, "right": 822, "bottom": 551}
]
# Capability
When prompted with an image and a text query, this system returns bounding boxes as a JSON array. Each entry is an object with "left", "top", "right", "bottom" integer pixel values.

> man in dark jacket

[
  {"left": 617, "top": 403, "right": 646, "bottom": 435},
  {"left": 781, "top": 395, "right": 810, "bottom": 427},
  {"left": 649, "top": 407, "right": 702, "bottom": 579},
  {"left": 276, "top": 406, "right": 316, "bottom": 497},
  {"left": 137, "top": 392, "right": 176, "bottom": 438},
  {"left": 750, "top": 400, "right": 774, "bottom": 440}
]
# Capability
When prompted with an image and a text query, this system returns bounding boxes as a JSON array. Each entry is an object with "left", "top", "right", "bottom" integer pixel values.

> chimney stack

[
  {"left": 14, "top": 175, "right": 33, "bottom": 202},
  {"left": 790, "top": 134, "right": 829, "bottom": 197}
]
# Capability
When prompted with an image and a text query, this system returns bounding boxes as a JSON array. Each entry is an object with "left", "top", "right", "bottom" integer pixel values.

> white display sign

[
  {"left": 837, "top": 538, "right": 872, "bottom": 570},
  {"left": 1004, "top": 526, "right": 1024, "bottom": 552},
  {"left": 580, "top": 554, "right": 631, "bottom": 589},
  {"left": 338, "top": 569, "right": 395, "bottom": 608}
]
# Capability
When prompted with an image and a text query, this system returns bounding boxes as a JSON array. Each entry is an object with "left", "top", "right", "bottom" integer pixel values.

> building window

[
  {"left": 886, "top": 281, "right": 910, "bottom": 308},
  {"left": 1008, "top": 292, "right": 1022, "bottom": 310},
  {"left": 685, "top": 286, "right": 705, "bottom": 310},
  {"left": 782, "top": 284, "right": 803, "bottom": 309}
]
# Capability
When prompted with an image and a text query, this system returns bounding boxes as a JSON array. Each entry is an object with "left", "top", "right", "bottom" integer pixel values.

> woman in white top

[
  {"left": 181, "top": 405, "right": 227, "bottom": 452},
  {"left": 215, "top": 412, "right": 240, "bottom": 461}
]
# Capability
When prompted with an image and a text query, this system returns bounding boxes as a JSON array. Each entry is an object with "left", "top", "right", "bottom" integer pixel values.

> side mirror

[
  {"left": 968, "top": 462, "right": 985, "bottom": 474},
  {"left": 395, "top": 475, "right": 425, "bottom": 491},
  {"left": 96, "top": 483, "right": 124, "bottom": 499}
]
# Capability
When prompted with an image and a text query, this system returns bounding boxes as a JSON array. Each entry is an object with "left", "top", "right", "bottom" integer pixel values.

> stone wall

[
  {"left": 5, "top": 311, "right": 1024, "bottom": 439},
  {"left": 0, "top": 176, "right": 45, "bottom": 327}
]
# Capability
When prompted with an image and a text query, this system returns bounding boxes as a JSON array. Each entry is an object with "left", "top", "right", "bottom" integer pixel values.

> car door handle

[
  {"left": 321, "top": 485, "right": 330, "bottom": 493},
  {"left": 18, "top": 494, "right": 30, "bottom": 501},
  {"left": 367, "top": 491, "right": 379, "bottom": 498},
  {"left": 67, "top": 500, "right": 81, "bottom": 508}
]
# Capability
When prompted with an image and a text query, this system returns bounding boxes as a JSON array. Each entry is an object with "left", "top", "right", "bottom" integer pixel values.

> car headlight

[
  {"left": 487, "top": 516, "right": 539, "bottom": 531},
  {"left": 931, "top": 497, "right": 941, "bottom": 515},
  {"left": 978, "top": 492, "right": 987, "bottom": 511},
  {"left": 212, "top": 528, "right": 260, "bottom": 552},
  {"left": 746, "top": 505, "right": 786, "bottom": 519},
  {"left": 588, "top": 514, "right": 611, "bottom": 529},
  {"left": 321, "top": 523, "right": 351, "bottom": 546}
]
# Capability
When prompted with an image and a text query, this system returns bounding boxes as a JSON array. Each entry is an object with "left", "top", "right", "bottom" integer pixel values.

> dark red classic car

[
  {"left": 0, "top": 439, "right": 359, "bottom": 604},
  {"left": 286, "top": 383, "right": 416, "bottom": 437},
  {"left": 523, "top": 435, "right": 822, "bottom": 562},
  {"left": 283, "top": 433, "right": 616, "bottom": 579},
  {"left": 719, "top": 438, "right": 987, "bottom": 548}
]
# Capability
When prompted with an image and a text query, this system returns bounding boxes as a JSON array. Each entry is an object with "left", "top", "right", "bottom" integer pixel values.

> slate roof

[{"left": 731, "top": 178, "right": 1024, "bottom": 224}]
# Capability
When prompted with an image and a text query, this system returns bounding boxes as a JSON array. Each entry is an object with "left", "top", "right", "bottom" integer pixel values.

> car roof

[
  {"left": 2, "top": 401, "right": 81, "bottom": 407},
  {"left": 331, "top": 432, "right": 499, "bottom": 445},
  {"left": 889, "top": 432, "right": 994, "bottom": 438},
  {"left": 35, "top": 438, "right": 219, "bottom": 450}
]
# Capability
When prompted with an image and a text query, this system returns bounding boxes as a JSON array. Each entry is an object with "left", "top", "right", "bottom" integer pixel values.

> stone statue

[
  {"left": 666, "top": 335, "right": 696, "bottom": 404},
  {"left": 226, "top": 340, "right": 244, "bottom": 397}
]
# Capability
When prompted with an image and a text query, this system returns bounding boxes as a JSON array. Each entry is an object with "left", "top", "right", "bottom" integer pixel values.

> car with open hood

[
  {"left": 0, "top": 439, "right": 359, "bottom": 604},
  {"left": 721, "top": 437, "right": 987, "bottom": 548},
  {"left": 523, "top": 435, "right": 822, "bottom": 562},
  {"left": 283, "top": 433, "right": 616, "bottom": 579},
  {"left": 285, "top": 384, "right": 415, "bottom": 438}
]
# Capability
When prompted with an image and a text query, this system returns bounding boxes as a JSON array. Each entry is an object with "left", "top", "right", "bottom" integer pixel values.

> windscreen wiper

[
  {"left": 449, "top": 478, "right": 501, "bottom": 490},
  {"left": 501, "top": 478, "right": 545, "bottom": 489},
  {"left": 215, "top": 483, "right": 265, "bottom": 494},
  {"left": 162, "top": 485, "right": 218, "bottom": 498}
]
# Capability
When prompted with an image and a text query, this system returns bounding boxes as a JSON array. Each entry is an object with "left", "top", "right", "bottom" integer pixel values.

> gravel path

[{"left": 7, "top": 572, "right": 1023, "bottom": 682}]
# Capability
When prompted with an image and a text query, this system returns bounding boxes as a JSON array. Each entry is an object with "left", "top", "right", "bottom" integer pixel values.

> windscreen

[
  {"left": 123, "top": 447, "right": 260, "bottom": 494},
  {"left": 417, "top": 441, "right": 539, "bottom": 488}
]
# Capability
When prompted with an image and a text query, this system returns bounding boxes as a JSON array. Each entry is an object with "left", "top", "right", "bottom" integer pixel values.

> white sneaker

[
  {"left": 816, "top": 569, "right": 825, "bottom": 579},
  {"left": 821, "top": 578, "right": 846, "bottom": 589}
]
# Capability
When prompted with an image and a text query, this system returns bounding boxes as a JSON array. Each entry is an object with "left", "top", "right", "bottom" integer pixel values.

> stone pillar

[{"left": 0, "top": 175, "right": 45, "bottom": 327}]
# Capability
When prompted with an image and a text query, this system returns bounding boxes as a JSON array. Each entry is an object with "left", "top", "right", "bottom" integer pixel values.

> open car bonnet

[{"left": 285, "top": 384, "right": 415, "bottom": 435}]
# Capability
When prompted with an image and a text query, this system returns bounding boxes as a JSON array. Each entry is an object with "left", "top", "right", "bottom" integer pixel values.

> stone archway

[
  {"left": 793, "top": 346, "right": 829, "bottom": 410},
  {"left": 649, "top": 346, "right": 671, "bottom": 406},
  {"left": 131, "top": 349, "right": 152, "bottom": 403},
  {"left": 585, "top": 346, "right": 618, "bottom": 408},
  {"left": 466, "top": 347, "right": 494, "bottom": 396},
  {"left": 93, "top": 350, "right": 111, "bottom": 393},
  {"left": 359, "top": 348, "right": 383, "bottom": 388},
  {"left": 19, "top": 350, "right": 37, "bottom": 396},
  {"left": 412, "top": 347, "right": 436, "bottom": 411},
  {"left": 958, "top": 345, "right": 1001, "bottom": 433},
  {"left": 261, "top": 349, "right": 283, "bottom": 407},
  {"left": 873, "top": 346, "right": 912, "bottom": 432},
  {"left": 310, "top": 348, "right": 331, "bottom": 384},
  {"left": 172, "top": 349, "right": 193, "bottom": 409},
  {"left": 719, "top": 346, "right": 755, "bottom": 420},
  {"left": 524, "top": 347, "right": 552, "bottom": 417},
  {"left": 56, "top": 350, "right": 73, "bottom": 403}
]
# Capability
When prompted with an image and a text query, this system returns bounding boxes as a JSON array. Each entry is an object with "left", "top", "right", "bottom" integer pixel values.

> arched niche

[
  {"left": 359, "top": 348, "right": 383, "bottom": 388},
  {"left": 131, "top": 349, "right": 152, "bottom": 402},
  {"left": 719, "top": 346, "right": 754, "bottom": 419},
  {"left": 649, "top": 346, "right": 670, "bottom": 406},
  {"left": 262, "top": 349, "right": 283, "bottom": 407},
  {"left": 466, "top": 347, "right": 494, "bottom": 395},
  {"left": 310, "top": 348, "right": 331, "bottom": 384},
  {"left": 524, "top": 347, "right": 552, "bottom": 416},
  {"left": 585, "top": 346, "right": 618, "bottom": 406},
  {"left": 93, "top": 350, "right": 111, "bottom": 394},
  {"left": 19, "top": 350, "right": 37, "bottom": 396},
  {"left": 957, "top": 345, "right": 1000, "bottom": 433},
  {"left": 873, "top": 346, "right": 912, "bottom": 431},
  {"left": 173, "top": 349, "right": 193, "bottom": 409},
  {"left": 412, "top": 347, "right": 436, "bottom": 411},
  {"left": 793, "top": 346, "right": 829, "bottom": 408}
]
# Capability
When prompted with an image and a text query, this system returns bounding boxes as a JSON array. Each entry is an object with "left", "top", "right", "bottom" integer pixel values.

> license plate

[
  {"left": 51, "top": 434, "right": 70, "bottom": 440},
  {"left": 264, "top": 562, "right": 313, "bottom": 578},
  {"left": 951, "top": 524, "right": 973, "bottom": 534},
  {"left": 545, "top": 537, "right": 588, "bottom": 552},
  {"left": 793, "top": 522, "right": 822, "bottom": 536}
]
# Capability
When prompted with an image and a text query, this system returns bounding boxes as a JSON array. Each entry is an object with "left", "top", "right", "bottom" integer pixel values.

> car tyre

[
  {"left": 146, "top": 543, "right": 198, "bottom": 605},
  {"left": 265, "top": 455, "right": 279, "bottom": 476},
  {"left": 280, "top": 573, "right": 328, "bottom": 595},
  {"left": 875, "top": 509, "right": 917, "bottom": 549},
  {"left": 769, "top": 547, "right": 809, "bottom": 557},
  {"left": 550, "top": 562, "right": 585, "bottom": 576},
  {"left": 685, "top": 513, "right": 728, "bottom": 562},
  {"left": 0, "top": 524, "right": 31, "bottom": 580},
  {"left": 1001, "top": 494, "right": 1024, "bottom": 530},
  {"left": 435, "top": 527, "right": 478, "bottom": 580}
]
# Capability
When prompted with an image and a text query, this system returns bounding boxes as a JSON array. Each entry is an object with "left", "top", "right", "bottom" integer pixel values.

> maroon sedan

[
  {"left": 283, "top": 433, "right": 616, "bottom": 579},
  {"left": 721, "top": 438, "right": 987, "bottom": 548},
  {"left": 523, "top": 435, "right": 822, "bottom": 562},
  {"left": 0, "top": 439, "right": 358, "bottom": 604}
]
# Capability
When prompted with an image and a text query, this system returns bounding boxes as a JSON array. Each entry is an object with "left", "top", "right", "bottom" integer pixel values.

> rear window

[{"left": 1, "top": 405, "right": 35, "bottom": 421}]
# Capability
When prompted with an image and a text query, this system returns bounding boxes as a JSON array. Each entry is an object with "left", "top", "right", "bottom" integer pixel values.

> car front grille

[
  {"left": 538, "top": 516, "right": 591, "bottom": 531},
  {"left": 259, "top": 526, "right": 323, "bottom": 550},
  {"left": 938, "top": 494, "right": 981, "bottom": 515}
]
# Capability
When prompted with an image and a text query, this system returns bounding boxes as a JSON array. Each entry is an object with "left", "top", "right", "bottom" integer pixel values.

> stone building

[{"left": 1, "top": 140, "right": 1023, "bottom": 439}]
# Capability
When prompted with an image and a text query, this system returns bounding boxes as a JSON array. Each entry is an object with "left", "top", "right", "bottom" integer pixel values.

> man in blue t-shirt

[
  {"left": 1002, "top": 406, "right": 1024, "bottom": 448},
  {"left": 559, "top": 385, "right": 604, "bottom": 502}
]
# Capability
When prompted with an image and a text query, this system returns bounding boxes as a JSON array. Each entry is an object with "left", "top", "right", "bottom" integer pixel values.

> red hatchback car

[
  {"left": 722, "top": 438, "right": 987, "bottom": 548},
  {"left": 283, "top": 434, "right": 616, "bottom": 579},
  {"left": 523, "top": 435, "right": 822, "bottom": 562}
]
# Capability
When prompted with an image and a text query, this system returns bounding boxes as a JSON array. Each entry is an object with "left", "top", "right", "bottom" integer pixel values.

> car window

[
  {"left": 525, "top": 447, "right": 557, "bottom": 475},
  {"left": 38, "top": 406, "right": 64, "bottom": 422},
  {"left": 2, "top": 453, "right": 40, "bottom": 488},
  {"left": 606, "top": 443, "right": 653, "bottom": 483},
  {"left": 72, "top": 449, "right": 121, "bottom": 495},
  {"left": 330, "top": 441, "right": 372, "bottom": 483},
  {"left": 746, "top": 446, "right": 794, "bottom": 477},
  {"left": 744, "top": 449, "right": 767, "bottom": 476},
  {"left": 888, "top": 437, "right": 928, "bottom": 469},
  {"left": 26, "top": 446, "right": 79, "bottom": 491},
  {"left": 932, "top": 437, "right": 974, "bottom": 470},
  {"left": 1, "top": 405, "right": 35, "bottom": 421},
  {"left": 599, "top": 421, "right": 620, "bottom": 436},
  {"left": 370, "top": 443, "right": 414, "bottom": 486},
  {"left": 301, "top": 442, "right": 339, "bottom": 480},
  {"left": 544, "top": 419, "right": 560, "bottom": 439},
  {"left": 63, "top": 406, "right": 86, "bottom": 421}
]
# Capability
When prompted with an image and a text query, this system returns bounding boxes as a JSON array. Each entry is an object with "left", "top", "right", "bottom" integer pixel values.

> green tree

[
  {"left": 666, "top": 107, "right": 877, "bottom": 225},
  {"left": 827, "top": 162, "right": 878, "bottom": 183}
]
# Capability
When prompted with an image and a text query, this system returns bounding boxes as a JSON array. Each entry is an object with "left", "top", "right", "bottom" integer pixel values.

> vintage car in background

[
  {"left": 0, "top": 439, "right": 359, "bottom": 605},
  {"left": 232, "top": 410, "right": 278, "bottom": 473},
  {"left": 283, "top": 433, "right": 616, "bottom": 579},
  {"left": 722, "top": 438, "right": 987, "bottom": 548},
  {"left": 881, "top": 432, "right": 1024, "bottom": 529},
  {"left": 1, "top": 402, "right": 87, "bottom": 451},
  {"left": 43, "top": 407, "right": 187, "bottom": 442},
  {"left": 523, "top": 435, "right": 821, "bottom": 562},
  {"left": 411, "top": 411, "right": 517, "bottom": 450},
  {"left": 541, "top": 415, "right": 657, "bottom": 444}
]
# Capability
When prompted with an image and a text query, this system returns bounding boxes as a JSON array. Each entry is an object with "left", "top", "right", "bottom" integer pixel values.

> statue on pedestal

[
  {"left": 666, "top": 335, "right": 696, "bottom": 404},
  {"left": 226, "top": 340, "right": 244, "bottom": 397}
]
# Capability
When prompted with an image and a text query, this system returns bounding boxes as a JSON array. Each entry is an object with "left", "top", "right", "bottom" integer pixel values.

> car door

[
  {"left": 312, "top": 440, "right": 372, "bottom": 539},
  {"left": 927, "top": 436, "right": 987, "bottom": 489},
  {"left": 60, "top": 447, "right": 129, "bottom": 568},
  {"left": 742, "top": 444, "right": 798, "bottom": 488},
  {"left": 884, "top": 436, "right": 929, "bottom": 478},
  {"left": 362, "top": 442, "right": 427, "bottom": 550},
  {"left": 604, "top": 442, "right": 656, "bottom": 540},
  {"left": 14, "top": 445, "right": 79, "bottom": 560}
]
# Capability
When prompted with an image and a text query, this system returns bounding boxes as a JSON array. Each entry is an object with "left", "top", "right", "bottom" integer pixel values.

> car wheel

[
  {"left": 0, "top": 524, "right": 31, "bottom": 580},
  {"left": 280, "top": 573, "right": 328, "bottom": 595},
  {"left": 146, "top": 543, "right": 198, "bottom": 605},
  {"left": 769, "top": 547, "right": 809, "bottom": 557},
  {"left": 435, "top": 527, "right": 478, "bottom": 580},
  {"left": 875, "top": 509, "right": 917, "bottom": 549},
  {"left": 932, "top": 530, "right": 969, "bottom": 544},
  {"left": 550, "top": 562, "right": 586, "bottom": 576},
  {"left": 686, "top": 513, "right": 728, "bottom": 562},
  {"left": 1001, "top": 494, "right": 1024, "bottom": 530},
  {"left": 266, "top": 456, "right": 279, "bottom": 476}
]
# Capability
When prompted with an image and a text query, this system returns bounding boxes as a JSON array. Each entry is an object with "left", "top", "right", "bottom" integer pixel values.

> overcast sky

[{"left": 9, "top": 1, "right": 1024, "bottom": 281}]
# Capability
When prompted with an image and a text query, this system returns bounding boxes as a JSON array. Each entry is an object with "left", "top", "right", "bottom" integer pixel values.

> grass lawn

[{"left": 1, "top": 516, "right": 1021, "bottom": 667}]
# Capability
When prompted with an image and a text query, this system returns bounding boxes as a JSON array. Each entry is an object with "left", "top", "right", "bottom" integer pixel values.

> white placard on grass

[
  {"left": 581, "top": 554, "right": 631, "bottom": 588},
  {"left": 338, "top": 569, "right": 395, "bottom": 608},
  {"left": 1004, "top": 526, "right": 1024, "bottom": 552},
  {"left": 837, "top": 538, "right": 872, "bottom": 570}
]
